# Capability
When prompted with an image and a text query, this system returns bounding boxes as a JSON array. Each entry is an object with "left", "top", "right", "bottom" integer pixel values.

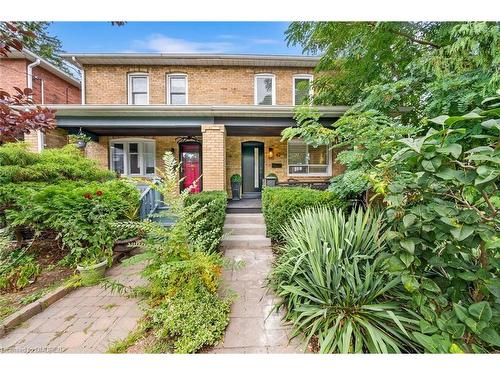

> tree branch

[{"left": 367, "top": 22, "right": 442, "bottom": 49}]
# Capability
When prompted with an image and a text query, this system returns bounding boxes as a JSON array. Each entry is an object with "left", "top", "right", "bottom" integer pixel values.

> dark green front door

[{"left": 241, "top": 141, "right": 264, "bottom": 198}]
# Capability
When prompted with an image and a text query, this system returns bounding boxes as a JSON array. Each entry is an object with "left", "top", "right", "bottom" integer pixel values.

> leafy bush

[
  {"left": 2, "top": 179, "right": 139, "bottom": 265},
  {"left": 372, "top": 93, "right": 500, "bottom": 353},
  {"left": 185, "top": 191, "right": 227, "bottom": 252},
  {"left": 150, "top": 286, "right": 231, "bottom": 353},
  {"left": 0, "top": 142, "right": 114, "bottom": 183},
  {"left": 262, "top": 186, "right": 343, "bottom": 242},
  {"left": 270, "top": 207, "right": 421, "bottom": 353},
  {"left": 0, "top": 248, "right": 40, "bottom": 291}
]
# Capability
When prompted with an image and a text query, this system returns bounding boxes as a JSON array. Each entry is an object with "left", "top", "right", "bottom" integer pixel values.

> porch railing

[{"left": 138, "top": 180, "right": 162, "bottom": 220}]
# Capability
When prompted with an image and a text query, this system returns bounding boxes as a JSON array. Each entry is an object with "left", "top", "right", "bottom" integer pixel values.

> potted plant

[
  {"left": 230, "top": 174, "right": 242, "bottom": 200},
  {"left": 76, "top": 246, "right": 111, "bottom": 284},
  {"left": 69, "top": 133, "right": 92, "bottom": 149},
  {"left": 265, "top": 173, "right": 278, "bottom": 187}
]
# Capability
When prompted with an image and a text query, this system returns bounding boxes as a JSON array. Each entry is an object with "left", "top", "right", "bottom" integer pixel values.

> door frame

[
  {"left": 179, "top": 140, "right": 202, "bottom": 193},
  {"left": 241, "top": 141, "right": 265, "bottom": 198}
]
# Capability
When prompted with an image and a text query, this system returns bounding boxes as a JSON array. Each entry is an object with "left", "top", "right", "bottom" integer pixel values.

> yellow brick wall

[
  {"left": 201, "top": 125, "right": 226, "bottom": 191},
  {"left": 24, "top": 129, "right": 68, "bottom": 152},
  {"left": 84, "top": 65, "right": 313, "bottom": 105}
]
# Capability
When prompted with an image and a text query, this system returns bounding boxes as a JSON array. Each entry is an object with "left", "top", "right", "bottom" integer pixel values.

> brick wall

[
  {"left": 32, "top": 66, "right": 80, "bottom": 104},
  {"left": 84, "top": 65, "right": 313, "bottom": 105},
  {"left": 24, "top": 128, "right": 68, "bottom": 152},
  {"left": 201, "top": 125, "right": 226, "bottom": 191},
  {"left": 0, "top": 59, "right": 27, "bottom": 93}
]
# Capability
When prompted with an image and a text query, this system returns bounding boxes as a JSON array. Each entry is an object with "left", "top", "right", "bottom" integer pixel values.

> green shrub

[
  {"left": 2, "top": 179, "right": 140, "bottom": 265},
  {"left": 270, "top": 207, "right": 421, "bottom": 353},
  {"left": 150, "top": 286, "right": 231, "bottom": 353},
  {"left": 262, "top": 187, "right": 343, "bottom": 242},
  {"left": 0, "top": 142, "right": 114, "bottom": 183},
  {"left": 0, "top": 248, "right": 41, "bottom": 291},
  {"left": 185, "top": 191, "right": 227, "bottom": 252}
]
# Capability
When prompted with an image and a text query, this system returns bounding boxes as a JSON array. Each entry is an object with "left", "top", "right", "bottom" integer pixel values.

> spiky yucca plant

[{"left": 270, "top": 207, "right": 422, "bottom": 353}]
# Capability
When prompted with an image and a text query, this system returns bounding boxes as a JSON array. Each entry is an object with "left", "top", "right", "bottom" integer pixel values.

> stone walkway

[
  {"left": 0, "top": 260, "right": 145, "bottom": 353},
  {"left": 210, "top": 213, "right": 304, "bottom": 354}
]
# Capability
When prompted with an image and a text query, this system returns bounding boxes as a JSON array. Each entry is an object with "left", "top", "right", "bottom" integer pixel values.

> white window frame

[
  {"left": 292, "top": 74, "right": 314, "bottom": 105},
  {"left": 287, "top": 139, "right": 331, "bottom": 177},
  {"left": 109, "top": 138, "right": 156, "bottom": 177},
  {"left": 254, "top": 73, "right": 276, "bottom": 105},
  {"left": 127, "top": 73, "right": 149, "bottom": 105},
  {"left": 166, "top": 73, "right": 188, "bottom": 105}
]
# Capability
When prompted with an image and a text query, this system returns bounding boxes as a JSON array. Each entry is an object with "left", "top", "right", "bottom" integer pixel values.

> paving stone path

[
  {"left": 210, "top": 213, "right": 304, "bottom": 354},
  {"left": 0, "top": 260, "right": 146, "bottom": 353}
]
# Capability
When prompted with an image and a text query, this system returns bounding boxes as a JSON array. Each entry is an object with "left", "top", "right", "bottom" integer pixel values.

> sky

[{"left": 48, "top": 22, "right": 310, "bottom": 55}]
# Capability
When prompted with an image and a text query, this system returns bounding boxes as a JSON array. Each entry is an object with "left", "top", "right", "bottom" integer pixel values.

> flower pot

[
  {"left": 76, "top": 140, "right": 87, "bottom": 149},
  {"left": 266, "top": 177, "right": 277, "bottom": 187},
  {"left": 76, "top": 259, "right": 108, "bottom": 279},
  {"left": 113, "top": 236, "right": 140, "bottom": 253},
  {"left": 231, "top": 181, "right": 241, "bottom": 200}
]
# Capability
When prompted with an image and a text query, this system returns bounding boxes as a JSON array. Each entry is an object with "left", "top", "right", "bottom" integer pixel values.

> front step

[
  {"left": 223, "top": 223, "right": 266, "bottom": 236},
  {"left": 225, "top": 213, "right": 265, "bottom": 225},
  {"left": 222, "top": 235, "right": 271, "bottom": 249}
]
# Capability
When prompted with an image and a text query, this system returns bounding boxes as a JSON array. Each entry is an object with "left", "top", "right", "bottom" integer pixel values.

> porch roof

[{"left": 51, "top": 105, "right": 347, "bottom": 137}]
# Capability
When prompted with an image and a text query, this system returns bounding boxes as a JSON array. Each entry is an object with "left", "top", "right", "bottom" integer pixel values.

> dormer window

[
  {"left": 128, "top": 73, "right": 149, "bottom": 105},
  {"left": 293, "top": 74, "right": 313, "bottom": 105},
  {"left": 254, "top": 74, "right": 276, "bottom": 105},
  {"left": 167, "top": 74, "right": 188, "bottom": 105}
]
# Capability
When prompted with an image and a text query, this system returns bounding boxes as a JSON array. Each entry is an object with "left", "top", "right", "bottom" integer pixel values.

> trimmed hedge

[
  {"left": 262, "top": 187, "right": 343, "bottom": 242},
  {"left": 185, "top": 191, "right": 227, "bottom": 252}
]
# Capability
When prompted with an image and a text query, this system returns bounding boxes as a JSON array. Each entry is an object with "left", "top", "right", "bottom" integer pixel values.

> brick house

[
  {"left": 0, "top": 49, "right": 81, "bottom": 147},
  {"left": 25, "top": 53, "right": 347, "bottom": 197}
]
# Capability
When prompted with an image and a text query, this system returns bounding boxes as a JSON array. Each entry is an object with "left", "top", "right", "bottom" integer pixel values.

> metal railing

[{"left": 138, "top": 180, "right": 162, "bottom": 220}]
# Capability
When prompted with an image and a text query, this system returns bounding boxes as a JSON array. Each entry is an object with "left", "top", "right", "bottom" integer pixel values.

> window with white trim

[
  {"left": 293, "top": 75, "right": 313, "bottom": 105},
  {"left": 254, "top": 74, "right": 276, "bottom": 105},
  {"left": 167, "top": 74, "right": 188, "bottom": 104},
  {"left": 110, "top": 139, "right": 155, "bottom": 176},
  {"left": 287, "top": 139, "right": 330, "bottom": 176},
  {"left": 128, "top": 73, "right": 149, "bottom": 105}
]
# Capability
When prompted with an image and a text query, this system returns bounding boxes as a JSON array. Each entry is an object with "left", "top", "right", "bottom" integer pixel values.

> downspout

[
  {"left": 27, "top": 58, "right": 45, "bottom": 152},
  {"left": 72, "top": 56, "right": 85, "bottom": 104}
]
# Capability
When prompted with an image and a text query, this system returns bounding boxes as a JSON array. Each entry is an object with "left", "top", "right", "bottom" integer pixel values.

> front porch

[{"left": 32, "top": 105, "right": 347, "bottom": 197}]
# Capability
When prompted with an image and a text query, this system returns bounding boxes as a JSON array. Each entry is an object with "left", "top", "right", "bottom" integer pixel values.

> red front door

[{"left": 180, "top": 142, "right": 201, "bottom": 193}]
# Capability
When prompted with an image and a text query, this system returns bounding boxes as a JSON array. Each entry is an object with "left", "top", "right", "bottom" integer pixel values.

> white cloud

[
  {"left": 249, "top": 38, "right": 281, "bottom": 45},
  {"left": 131, "top": 33, "right": 235, "bottom": 53}
]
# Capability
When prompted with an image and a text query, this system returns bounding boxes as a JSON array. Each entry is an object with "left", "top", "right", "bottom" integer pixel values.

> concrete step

[
  {"left": 225, "top": 214, "right": 265, "bottom": 225},
  {"left": 224, "top": 223, "right": 266, "bottom": 236},
  {"left": 222, "top": 235, "right": 271, "bottom": 249}
]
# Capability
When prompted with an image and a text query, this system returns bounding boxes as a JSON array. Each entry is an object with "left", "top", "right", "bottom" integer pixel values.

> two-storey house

[{"left": 26, "top": 53, "right": 347, "bottom": 197}]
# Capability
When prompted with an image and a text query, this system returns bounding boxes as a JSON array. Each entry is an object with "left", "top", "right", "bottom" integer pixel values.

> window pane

[
  {"left": 170, "top": 77, "right": 186, "bottom": 93},
  {"left": 129, "top": 143, "right": 139, "bottom": 153},
  {"left": 170, "top": 93, "right": 186, "bottom": 105},
  {"left": 294, "top": 78, "right": 311, "bottom": 105},
  {"left": 256, "top": 76, "right": 273, "bottom": 105},
  {"left": 309, "top": 165, "right": 328, "bottom": 174},
  {"left": 111, "top": 143, "right": 124, "bottom": 174},
  {"left": 309, "top": 145, "right": 327, "bottom": 164},
  {"left": 288, "top": 141, "right": 308, "bottom": 165},
  {"left": 144, "top": 142, "right": 155, "bottom": 174},
  {"left": 289, "top": 165, "right": 308, "bottom": 174},
  {"left": 132, "top": 93, "right": 148, "bottom": 105},
  {"left": 131, "top": 76, "right": 147, "bottom": 92},
  {"left": 129, "top": 154, "right": 140, "bottom": 174}
]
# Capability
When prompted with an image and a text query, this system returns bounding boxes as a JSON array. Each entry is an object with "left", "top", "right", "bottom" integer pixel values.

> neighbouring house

[
  {"left": 24, "top": 53, "right": 347, "bottom": 197},
  {"left": 0, "top": 49, "right": 81, "bottom": 147}
]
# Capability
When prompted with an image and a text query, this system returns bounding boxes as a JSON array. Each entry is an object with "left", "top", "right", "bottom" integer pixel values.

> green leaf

[
  {"left": 402, "top": 274, "right": 419, "bottom": 293},
  {"left": 403, "top": 213, "right": 417, "bottom": 228},
  {"left": 481, "top": 118, "right": 500, "bottom": 131},
  {"left": 478, "top": 328, "right": 500, "bottom": 347},
  {"left": 422, "top": 278, "right": 441, "bottom": 293},
  {"left": 430, "top": 115, "right": 449, "bottom": 125},
  {"left": 400, "top": 239, "right": 415, "bottom": 254},
  {"left": 400, "top": 253, "right": 414, "bottom": 267},
  {"left": 449, "top": 343, "right": 464, "bottom": 353},
  {"left": 413, "top": 332, "right": 438, "bottom": 353},
  {"left": 419, "top": 320, "right": 438, "bottom": 334},
  {"left": 468, "top": 302, "right": 492, "bottom": 322},
  {"left": 457, "top": 271, "right": 477, "bottom": 281},
  {"left": 447, "top": 323, "right": 466, "bottom": 339},
  {"left": 421, "top": 159, "right": 436, "bottom": 172},
  {"left": 453, "top": 303, "right": 469, "bottom": 323},
  {"left": 398, "top": 137, "right": 426, "bottom": 153},
  {"left": 450, "top": 225, "right": 475, "bottom": 241},
  {"left": 437, "top": 143, "right": 462, "bottom": 159},
  {"left": 435, "top": 167, "right": 457, "bottom": 180},
  {"left": 484, "top": 279, "right": 500, "bottom": 298}
]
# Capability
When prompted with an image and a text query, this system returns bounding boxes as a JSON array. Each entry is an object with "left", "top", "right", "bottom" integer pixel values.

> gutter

[{"left": 27, "top": 58, "right": 45, "bottom": 153}]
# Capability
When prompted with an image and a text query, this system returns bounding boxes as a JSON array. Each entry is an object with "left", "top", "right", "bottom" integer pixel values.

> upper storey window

[
  {"left": 293, "top": 75, "right": 313, "bottom": 105},
  {"left": 128, "top": 73, "right": 149, "bottom": 105},
  {"left": 254, "top": 74, "right": 276, "bottom": 105},
  {"left": 167, "top": 74, "right": 188, "bottom": 105}
]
